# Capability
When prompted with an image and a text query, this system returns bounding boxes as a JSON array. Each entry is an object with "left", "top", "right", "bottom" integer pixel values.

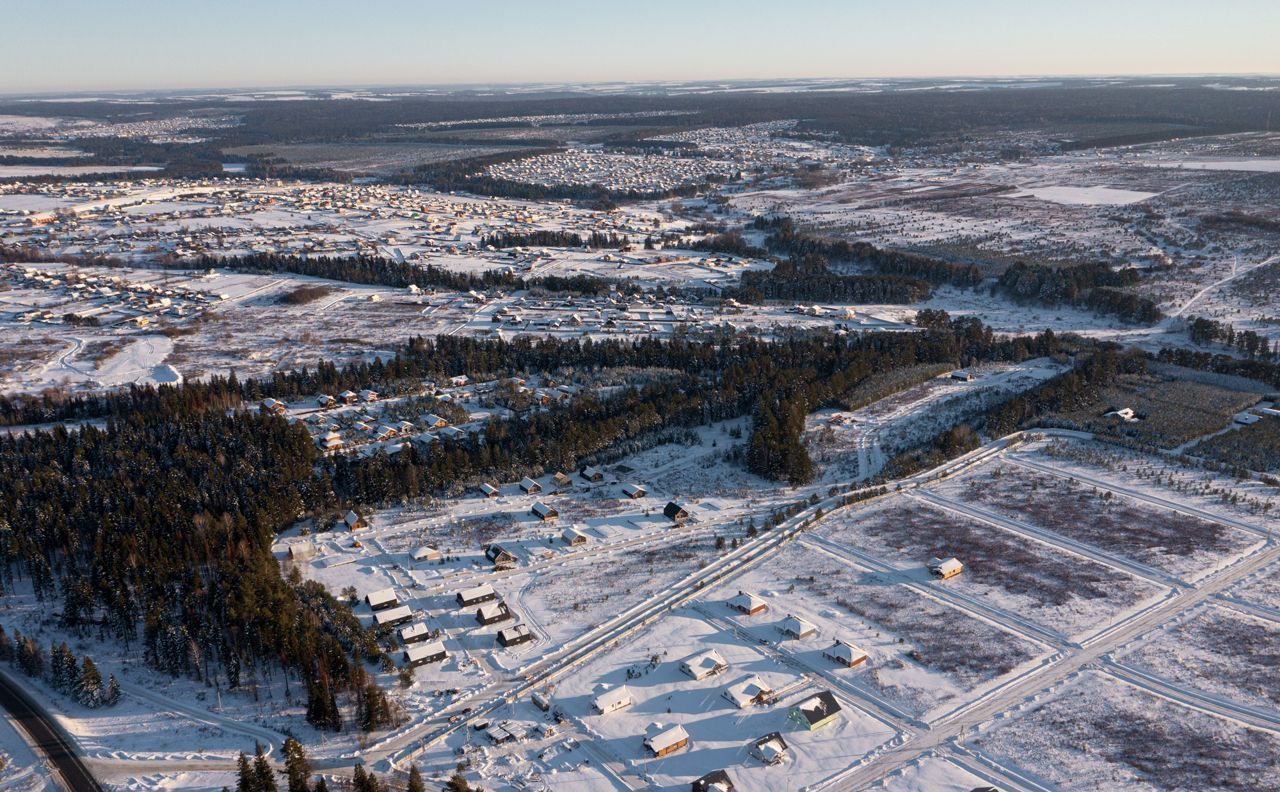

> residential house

[
  {"left": 456, "top": 583, "right": 498, "bottom": 608},
  {"left": 399, "top": 622, "right": 431, "bottom": 644},
  {"left": 680, "top": 649, "right": 729, "bottom": 680},
  {"left": 476, "top": 602, "right": 514, "bottom": 626},
  {"left": 691, "top": 770, "right": 735, "bottom": 792},
  {"left": 531, "top": 501, "right": 559, "bottom": 521},
  {"left": 411, "top": 545, "right": 441, "bottom": 563},
  {"left": 343, "top": 510, "right": 366, "bottom": 531},
  {"left": 622, "top": 483, "right": 646, "bottom": 499},
  {"left": 664, "top": 502, "right": 691, "bottom": 523},
  {"left": 485, "top": 544, "right": 518, "bottom": 568},
  {"left": 750, "top": 732, "right": 788, "bottom": 765},
  {"left": 580, "top": 466, "right": 604, "bottom": 483},
  {"left": 365, "top": 588, "right": 398, "bottom": 611},
  {"left": 789, "top": 691, "right": 842, "bottom": 731},
  {"left": 778, "top": 614, "right": 817, "bottom": 640},
  {"left": 519, "top": 477, "right": 543, "bottom": 495},
  {"left": 592, "top": 684, "right": 634, "bottom": 715},
  {"left": 498, "top": 624, "right": 535, "bottom": 648},
  {"left": 727, "top": 590, "right": 767, "bottom": 616},
  {"left": 403, "top": 640, "right": 447, "bottom": 668},
  {"left": 822, "top": 639, "right": 869, "bottom": 668},
  {"left": 479, "top": 482, "right": 500, "bottom": 498},
  {"left": 374, "top": 605, "right": 413, "bottom": 630},
  {"left": 722, "top": 676, "right": 773, "bottom": 709},
  {"left": 928, "top": 557, "right": 964, "bottom": 580},
  {"left": 643, "top": 722, "right": 690, "bottom": 758}
]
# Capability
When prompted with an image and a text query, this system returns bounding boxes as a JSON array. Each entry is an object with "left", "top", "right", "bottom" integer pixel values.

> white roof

[
  {"left": 520, "top": 476, "right": 541, "bottom": 489},
  {"left": 480, "top": 482, "right": 500, "bottom": 494},
  {"left": 723, "top": 675, "right": 772, "bottom": 707},
  {"left": 404, "top": 640, "right": 446, "bottom": 662},
  {"left": 622, "top": 482, "right": 645, "bottom": 495},
  {"left": 929, "top": 557, "right": 964, "bottom": 575},
  {"left": 532, "top": 501, "right": 557, "bottom": 516},
  {"left": 592, "top": 685, "right": 633, "bottom": 711},
  {"left": 457, "top": 583, "right": 496, "bottom": 602},
  {"left": 477, "top": 602, "right": 507, "bottom": 620},
  {"left": 644, "top": 722, "right": 689, "bottom": 753},
  {"left": 499, "top": 624, "right": 532, "bottom": 642},
  {"left": 729, "top": 591, "right": 766, "bottom": 611},
  {"left": 781, "top": 614, "right": 816, "bottom": 636},
  {"left": 826, "top": 639, "right": 869, "bottom": 663},
  {"left": 681, "top": 649, "right": 728, "bottom": 673},
  {"left": 562, "top": 527, "right": 587, "bottom": 542},
  {"left": 366, "top": 588, "right": 397, "bottom": 607},
  {"left": 374, "top": 605, "right": 412, "bottom": 625},
  {"left": 411, "top": 545, "right": 440, "bottom": 561},
  {"left": 400, "top": 622, "right": 430, "bottom": 641}
]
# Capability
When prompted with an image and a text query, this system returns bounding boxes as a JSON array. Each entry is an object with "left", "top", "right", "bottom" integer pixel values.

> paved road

[{"left": 0, "top": 671, "right": 103, "bottom": 792}]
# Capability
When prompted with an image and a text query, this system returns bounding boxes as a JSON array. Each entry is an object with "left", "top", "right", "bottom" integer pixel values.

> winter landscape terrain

[{"left": 0, "top": 57, "right": 1278, "bottom": 792}]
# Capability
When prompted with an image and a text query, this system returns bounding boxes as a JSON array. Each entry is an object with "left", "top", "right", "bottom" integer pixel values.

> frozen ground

[{"left": 970, "top": 670, "right": 1280, "bottom": 791}]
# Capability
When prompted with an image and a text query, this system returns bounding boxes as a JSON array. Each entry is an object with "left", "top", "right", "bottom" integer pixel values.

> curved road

[{"left": 0, "top": 670, "right": 103, "bottom": 792}]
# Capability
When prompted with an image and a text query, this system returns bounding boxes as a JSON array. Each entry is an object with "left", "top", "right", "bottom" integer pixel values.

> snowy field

[{"left": 970, "top": 670, "right": 1280, "bottom": 790}]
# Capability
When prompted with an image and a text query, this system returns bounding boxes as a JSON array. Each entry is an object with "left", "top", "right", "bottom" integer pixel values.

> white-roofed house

[
  {"left": 778, "top": 614, "right": 817, "bottom": 640},
  {"left": 374, "top": 605, "right": 413, "bottom": 630},
  {"left": 927, "top": 556, "right": 964, "bottom": 580},
  {"left": 722, "top": 675, "right": 773, "bottom": 709},
  {"left": 750, "top": 731, "right": 788, "bottom": 765},
  {"left": 727, "top": 590, "right": 767, "bottom": 616},
  {"left": 411, "top": 545, "right": 441, "bottom": 563},
  {"left": 591, "top": 684, "right": 634, "bottom": 715},
  {"left": 621, "top": 482, "right": 646, "bottom": 499},
  {"left": 399, "top": 622, "right": 431, "bottom": 644},
  {"left": 519, "top": 476, "right": 542, "bottom": 495},
  {"left": 822, "top": 639, "right": 869, "bottom": 668},
  {"left": 365, "top": 588, "right": 398, "bottom": 611},
  {"left": 456, "top": 583, "right": 497, "bottom": 608},
  {"left": 680, "top": 649, "right": 729, "bottom": 680},
  {"left": 643, "top": 722, "right": 690, "bottom": 758},
  {"left": 403, "top": 640, "right": 447, "bottom": 667}
]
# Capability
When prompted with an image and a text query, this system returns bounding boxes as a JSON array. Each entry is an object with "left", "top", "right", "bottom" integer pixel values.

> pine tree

[
  {"left": 282, "top": 737, "right": 310, "bottom": 792},
  {"left": 252, "top": 743, "right": 277, "bottom": 792},
  {"left": 78, "top": 656, "right": 103, "bottom": 708},
  {"left": 104, "top": 674, "right": 121, "bottom": 706},
  {"left": 406, "top": 765, "right": 425, "bottom": 792},
  {"left": 312, "top": 777, "right": 328, "bottom": 792},
  {"left": 236, "top": 752, "right": 257, "bottom": 792},
  {"left": 443, "top": 774, "right": 471, "bottom": 792}
]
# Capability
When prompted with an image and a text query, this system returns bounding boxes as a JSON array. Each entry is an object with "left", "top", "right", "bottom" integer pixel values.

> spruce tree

[
  {"left": 236, "top": 752, "right": 257, "bottom": 792},
  {"left": 253, "top": 743, "right": 277, "bottom": 792},
  {"left": 406, "top": 765, "right": 425, "bottom": 792},
  {"left": 282, "top": 737, "right": 310, "bottom": 792}
]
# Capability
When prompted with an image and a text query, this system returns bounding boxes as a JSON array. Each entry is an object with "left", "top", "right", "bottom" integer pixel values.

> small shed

[
  {"left": 411, "top": 545, "right": 441, "bottom": 563},
  {"left": 928, "top": 556, "right": 964, "bottom": 580}
]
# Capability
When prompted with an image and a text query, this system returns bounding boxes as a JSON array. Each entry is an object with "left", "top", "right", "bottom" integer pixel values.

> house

[
  {"left": 338, "top": 390, "right": 359, "bottom": 405},
  {"left": 411, "top": 545, "right": 441, "bottom": 563},
  {"left": 485, "top": 544, "right": 518, "bottom": 568},
  {"left": 553, "top": 471, "right": 574, "bottom": 490},
  {"left": 592, "top": 684, "right": 634, "bottom": 715},
  {"left": 316, "top": 430, "right": 344, "bottom": 451},
  {"left": 476, "top": 602, "right": 514, "bottom": 626},
  {"left": 750, "top": 732, "right": 788, "bottom": 765},
  {"left": 374, "top": 605, "right": 413, "bottom": 630},
  {"left": 399, "top": 622, "right": 431, "bottom": 644},
  {"left": 562, "top": 527, "right": 588, "bottom": 546},
  {"left": 531, "top": 691, "right": 552, "bottom": 711},
  {"left": 316, "top": 394, "right": 336, "bottom": 409},
  {"left": 456, "top": 583, "right": 498, "bottom": 608},
  {"left": 286, "top": 541, "right": 316, "bottom": 562},
  {"left": 722, "top": 675, "right": 773, "bottom": 709},
  {"left": 778, "top": 614, "right": 817, "bottom": 640},
  {"left": 402, "top": 640, "right": 447, "bottom": 668},
  {"left": 1104, "top": 406, "right": 1138, "bottom": 422},
  {"left": 928, "top": 557, "right": 964, "bottom": 580},
  {"left": 664, "top": 502, "right": 691, "bottom": 523},
  {"left": 727, "top": 590, "right": 767, "bottom": 616},
  {"left": 519, "top": 477, "right": 542, "bottom": 495},
  {"left": 580, "top": 466, "right": 604, "bottom": 483},
  {"left": 823, "top": 639, "right": 869, "bottom": 668},
  {"left": 343, "top": 510, "right": 366, "bottom": 531},
  {"left": 691, "top": 770, "right": 735, "bottom": 792},
  {"left": 450, "top": 375, "right": 469, "bottom": 387},
  {"left": 365, "top": 588, "right": 399, "bottom": 611},
  {"left": 498, "top": 624, "right": 535, "bottom": 648},
  {"left": 622, "top": 482, "right": 646, "bottom": 499},
  {"left": 680, "top": 649, "right": 729, "bottom": 680},
  {"left": 479, "top": 482, "right": 500, "bottom": 498},
  {"left": 422, "top": 413, "right": 448, "bottom": 429},
  {"left": 359, "top": 389, "right": 379, "bottom": 402},
  {"left": 260, "top": 398, "right": 287, "bottom": 415},
  {"left": 951, "top": 371, "right": 975, "bottom": 382},
  {"left": 789, "top": 690, "right": 842, "bottom": 731},
  {"left": 643, "top": 722, "right": 690, "bottom": 758},
  {"left": 531, "top": 501, "right": 559, "bottom": 521}
]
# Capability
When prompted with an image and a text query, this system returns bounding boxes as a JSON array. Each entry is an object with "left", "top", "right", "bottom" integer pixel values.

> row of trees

[
  {"left": 1186, "top": 316, "right": 1277, "bottom": 360},
  {"left": 728, "top": 252, "right": 933, "bottom": 305},
  {"left": 0, "top": 627, "right": 120, "bottom": 708},
  {"left": 231, "top": 739, "right": 449, "bottom": 792}
]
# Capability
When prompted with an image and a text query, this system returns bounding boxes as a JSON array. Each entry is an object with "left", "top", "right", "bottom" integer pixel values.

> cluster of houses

[
  {"left": 727, "top": 590, "right": 870, "bottom": 667},
  {"left": 455, "top": 583, "right": 536, "bottom": 648},
  {"left": 484, "top": 149, "right": 736, "bottom": 194},
  {"left": 5, "top": 262, "right": 217, "bottom": 327},
  {"left": 258, "top": 387, "right": 476, "bottom": 455}
]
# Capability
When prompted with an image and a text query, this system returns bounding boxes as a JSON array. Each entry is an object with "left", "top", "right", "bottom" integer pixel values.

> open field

[
  {"left": 971, "top": 670, "right": 1280, "bottom": 791},
  {"left": 931, "top": 459, "right": 1262, "bottom": 580},
  {"left": 1118, "top": 603, "right": 1280, "bottom": 710},
  {"left": 815, "top": 500, "right": 1168, "bottom": 638}
]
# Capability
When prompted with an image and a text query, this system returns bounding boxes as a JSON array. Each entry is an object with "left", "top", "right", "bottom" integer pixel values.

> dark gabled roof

[
  {"left": 664, "top": 501, "right": 689, "bottom": 518},
  {"left": 752, "top": 731, "right": 787, "bottom": 751},
  {"left": 691, "top": 769, "right": 734, "bottom": 792},
  {"left": 793, "top": 690, "right": 841, "bottom": 725}
]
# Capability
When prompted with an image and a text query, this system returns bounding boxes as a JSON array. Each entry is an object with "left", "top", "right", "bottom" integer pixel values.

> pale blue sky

[{"left": 4, "top": 0, "right": 1278, "bottom": 94}]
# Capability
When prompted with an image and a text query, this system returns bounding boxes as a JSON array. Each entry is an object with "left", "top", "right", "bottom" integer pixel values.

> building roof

[
  {"left": 374, "top": 605, "right": 413, "bottom": 626},
  {"left": 681, "top": 648, "right": 728, "bottom": 676},
  {"left": 692, "top": 770, "right": 734, "bottom": 792},
  {"left": 366, "top": 588, "right": 397, "bottom": 607},
  {"left": 403, "top": 640, "right": 446, "bottom": 663},
  {"left": 723, "top": 675, "right": 773, "bottom": 708},
  {"left": 531, "top": 501, "right": 558, "bottom": 517},
  {"left": 728, "top": 590, "right": 766, "bottom": 612},
  {"left": 457, "top": 583, "right": 496, "bottom": 603},
  {"left": 520, "top": 476, "right": 541, "bottom": 490},
  {"left": 664, "top": 501, "right": 690, "bottom": 519},
  {"left": 477, "top": 602, "right": 510, "bottom": 621},
  {"left": 498, "top": 624, "right": 533, "bottom": 643},
  {"left": 792, "top": 690, "right": 842, "bottom": 726},
  {"left": 825, "top": 639, "right": 869, "bottom": 664},
  {"left": 399, "top": 622, "right": 430, "bottom": 641},
  {"left": 752, "top": 731, "right": 788, "bottom": 763},
  {"left": 928, "top": 557, "right": 964, "bottom": 576},
  {"left": 592, "top": 684, "right": 634, "bottom": 712},
  {"left": 411, "top": 545, "right": 440, "bottom": 561},
  {"left": 562, "top": 527, "right": 587, "bottom": 543},
  {"left": 780, "top": 614, "right": 816, "bottom": 637},
  {"left": 622, "top": 482, "right": 645, "bottom": 496},
  {"left": 643, "top": 721, "right": 689, "bottom": 754}
]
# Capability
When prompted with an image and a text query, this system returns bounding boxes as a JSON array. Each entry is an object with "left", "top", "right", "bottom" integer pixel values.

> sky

[{"left": 3, "top": 0, "right": 1278, "bottom": 94}]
